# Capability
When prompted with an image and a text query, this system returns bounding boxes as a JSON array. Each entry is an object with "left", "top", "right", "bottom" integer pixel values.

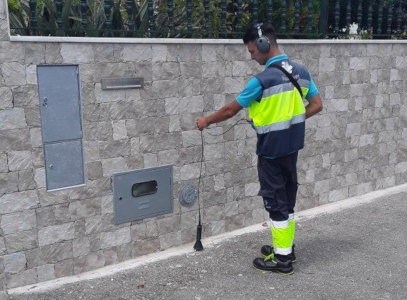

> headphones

[{"left": 255, "top": 23, "right": 270, "bottom": 53}]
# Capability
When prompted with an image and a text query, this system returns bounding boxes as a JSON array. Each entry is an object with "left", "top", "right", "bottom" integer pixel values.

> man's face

[{"left": 247, "top": 41, "right": 267, "bottom": 65}]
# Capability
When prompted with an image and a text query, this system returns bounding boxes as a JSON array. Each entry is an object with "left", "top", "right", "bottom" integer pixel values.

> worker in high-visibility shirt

[{"left": 197, "top": 23, "right": 323, "bottom": 274}]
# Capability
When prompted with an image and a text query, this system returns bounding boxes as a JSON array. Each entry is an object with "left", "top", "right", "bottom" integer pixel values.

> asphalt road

[{"left": 7, "top": 191, "right": 407, "bottom": 300}]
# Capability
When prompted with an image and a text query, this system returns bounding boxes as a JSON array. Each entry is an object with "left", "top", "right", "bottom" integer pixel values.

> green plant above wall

[{"left": 7, "top": 0, "right": 407, "bottom": 39}]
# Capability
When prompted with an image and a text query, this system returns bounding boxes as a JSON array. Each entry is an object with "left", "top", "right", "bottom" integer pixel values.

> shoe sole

[{"left": 252, "top": 264, "right": 294, "bottom": 276}]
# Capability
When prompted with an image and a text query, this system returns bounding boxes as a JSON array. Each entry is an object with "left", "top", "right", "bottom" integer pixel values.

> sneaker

[
  {"left": 260, "top": 244, "right": 297, "bottom": 263},
  {"left": 252, "top": 256, "right": 294, "bottom": 275}
]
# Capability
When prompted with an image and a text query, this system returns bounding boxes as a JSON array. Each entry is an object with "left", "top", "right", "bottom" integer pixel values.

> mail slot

[{"left": 112, "top": 166, "right": 173, "bottom": 224}]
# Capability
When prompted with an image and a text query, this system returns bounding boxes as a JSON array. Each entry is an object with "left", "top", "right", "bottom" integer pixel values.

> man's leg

[{"left": 253, "top": 156, "right": 293, "bottom": 274}]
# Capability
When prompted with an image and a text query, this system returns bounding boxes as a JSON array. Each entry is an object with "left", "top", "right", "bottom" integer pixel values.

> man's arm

[
  {"left": 305, "top": 94, "right": 323, "bottom": 119},
  {"left": 196, "top": 100, "right": 243, "bottom": 131}
]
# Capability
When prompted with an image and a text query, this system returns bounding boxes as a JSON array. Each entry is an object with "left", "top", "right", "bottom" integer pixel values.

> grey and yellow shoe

[
  {"left": 252, "top": 255, "right": 294, "bottom": 275},
  {"left": 260, "top": 244, "right": 297, "bottom": 263}
]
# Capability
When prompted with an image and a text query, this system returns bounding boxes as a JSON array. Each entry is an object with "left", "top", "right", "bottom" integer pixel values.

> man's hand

[{"left": 196, "top": 117, "right": 208, "bottom": 131}]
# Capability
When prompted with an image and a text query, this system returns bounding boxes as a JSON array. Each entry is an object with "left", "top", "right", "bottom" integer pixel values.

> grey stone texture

[{"left": 0, "top": 12, "right": 407, "bottom": 290}]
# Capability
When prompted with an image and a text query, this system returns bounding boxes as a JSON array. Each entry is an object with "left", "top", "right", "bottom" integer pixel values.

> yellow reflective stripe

[
  {"left": 254, "top": 114, "right": 305, "bottom": 134},
  {"left": 270, "top": 222, "right": 292, "bottom": 249},
  {"left": 249, "top": 90, "right": 307, "bottom": 127}
]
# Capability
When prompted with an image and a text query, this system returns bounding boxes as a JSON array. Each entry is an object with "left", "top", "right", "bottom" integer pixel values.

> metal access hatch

[
  {"left": 37, "top": 65, "right": 85, "bottom": 191},
  {"left": 112, "top": 165, "right": 173, "bottom": 225}
]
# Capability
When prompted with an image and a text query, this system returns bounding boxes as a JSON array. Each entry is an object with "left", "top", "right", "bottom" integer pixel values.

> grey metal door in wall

[
  {"left": 44, "top": 140, "right": 85, "bottom": 190},
  {"left": 37, "top": 65, "right": 82, "bottom": 143},
  {"left": 37, "top": 65, "right": 85, "bottom": 191}
]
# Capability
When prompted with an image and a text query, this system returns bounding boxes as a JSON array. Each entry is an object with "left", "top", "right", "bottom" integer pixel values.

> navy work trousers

[{"left": 257, "top": 152, "right": 299, "bottom": 222}]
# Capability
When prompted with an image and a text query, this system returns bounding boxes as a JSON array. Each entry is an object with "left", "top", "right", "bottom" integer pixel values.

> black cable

[
  {"left": 193, "top": 131, "right": 204, "bottom": 251},
  {"left": 206, "top": 118, "right": 250, "bottom": 136},
  {"left": 194, "top": 117, "right": 251, "bottom": 251}
]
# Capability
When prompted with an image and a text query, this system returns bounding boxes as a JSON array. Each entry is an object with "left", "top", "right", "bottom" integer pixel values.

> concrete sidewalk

[{"left": 6, "top": 185, "right": 407, "bottom": 300}]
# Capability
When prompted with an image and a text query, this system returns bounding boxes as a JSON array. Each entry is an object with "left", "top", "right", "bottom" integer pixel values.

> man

[{"left": 196, "top": 23, "right": 322, "bottom": 275}]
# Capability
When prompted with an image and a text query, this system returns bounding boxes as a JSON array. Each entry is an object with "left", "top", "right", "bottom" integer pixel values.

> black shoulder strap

[{"left": 268, "top": 63, "right": 303, "bottom": 99}]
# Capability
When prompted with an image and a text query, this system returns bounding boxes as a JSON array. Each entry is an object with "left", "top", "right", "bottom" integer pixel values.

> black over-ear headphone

[{"left": 255, "top": 23, "right": 270, "bottom": 53}]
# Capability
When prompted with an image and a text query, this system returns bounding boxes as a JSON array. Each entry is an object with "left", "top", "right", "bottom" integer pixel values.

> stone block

[
  {"left": 1, "top": 210, "right": 36, "bottom": 235},
  {"left": 0, "top": 153, "right": 6, "bottom": 173},
  {"left": 24, "top": 106, "right": 40, "bottom": 127},
  {"left": 4, "top": 252, "right": 26, "bottom": 274},
  {"left": 6, "top": 269, "right": 37, "bottom": 289},
  {"left": 313, "top": 179, "right": 331, "bottom": 195},
  {"left": 157, "top": 216, "right": 181, "bottom": 235},
  {"left": 225, "top": 77, "right": 245, "bottom": 94},
  {"left": 180, "top": 96, "right": 204, "bottom": 114},
  {"left": 224, "top": 45, "right": 247, "bottom": 61},
  {"left": 0, "top": 172, "right": 19, "bottom": 195},
  {"left": 178, "top": 45, "right": 201, "bottom": 62},
  {"left": 61, "top": 44, "right": 94, "bottom": 63},
  {"left": 69, "top": 197, "right": 101, "bottom": 220},
  {"left": 45, "top": 44, "right": 63, "bottom": 64},
  {"left": 83, "top": 103, "right": 110, "bottom": 123},
  {"left": 180, "top": 163, "right": 201, "bottom": 180},
  {"left": 152, "top": 45, "right": 168, "bottom": 62},
  {"left": 131, "top": 223, "right": 147, "bottom": 241},
  {"left": 245, "top": 182, "right": 259, "bottom": 197},
  {"left": 1, "top": 62, "right": 26, "bottom": 86},
  {"left": 34, "top": 167, "right": 46, "bottom": 189},
  {"left": 0, "top": 108, "right": 27, "bottom": 131},
  {"left": 225, "top": 214, "right": 245, "bottom": 232},
  {"left": 152, "top": 62, "right": 181, "bottom": 80},
  {"left": 102, "top": 157, "right": 128, "bottom": 177},
  {"left": 37, "top": 264, "right": 56, "bottom": 282},
  {"left": 4, "top": 229, "right": 38, "bottom": 253},
  {"left": 319, "top": 58, "right": 336, "bottom": 72},
  {"left": 38, "top": 188, "right": 70, "bottom": 207},
  {"left": 73, "top": 237, "right": 91, "bottom": 258},
  {"left": 73, "top": 251, "right": 105, "bottom": 274},
  {"left": 69, "top": 178, "right": 112, "bottom": 201},
  {"left": 36, "top": 203, "right": 70, "bottom": 228},
  {"left": 0, "top": 129, "right": 31, "bottom": 152},
  {"left": 0, "top": 42, "right": 24, "bottom": 62},
  {"left": 0, "top": 191, "right": 39, "bottom": 213},
  {"left": 7, "top": 151, "right": 32, "bottom": 171},
  {"left": 180, "top": 62, "right": 202, "bottom": 78},
  {"left": 132, "top": 237, "right": 160, "bottom": 257},
  {"left": 86, "top": 161, "right": 103, "bottom": 181},
  {"left": 85, "top": 215, "right": 102, "bottom": 235},
  {"left": 159, "top": 231, "right": 182, "bottom": 250},
  {"left": 204, "top": 144, "right": 224, "bottom": 160},
  {"left": 123, "top": 44, "right": 152, "bottom": 62},
  {"left": 157, "top": 149, "right": 179, "bottom": 165},
  {"left": 54, "top": 259, "right": 73, "bottom": 278},
  {"left": 143, "top": 153, "right": 157, "bottom": 168},
  {"left": 112, "top": 120, "right": 127, "bottom": 141},
  {"left": 328, "top": 188, "right": 349, "bottom": 203},
  {"left": 38, "top": 222, "right": 75, "bottom": 247},
  {"left": 0, "top": 238, "right": 5, "bottom": 255},
  {"left": 0, "top": 87, "right": 12, "bottom": 110},
  {"left": 100, "top": 227, "right": 130, "bottom": 249},
  {"left": 203, "top": 62, "right": 225, "bottom": 78},
  {"left": 41, "top": 241, "right": 73, "bottom": 264},
  {"left": 182, "top": 130, "right": 202, "bottom": 148}
]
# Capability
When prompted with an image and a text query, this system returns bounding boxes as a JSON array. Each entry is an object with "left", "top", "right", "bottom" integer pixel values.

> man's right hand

[{"left": 196, "top": 117, "right": 208, "bottom": 131}]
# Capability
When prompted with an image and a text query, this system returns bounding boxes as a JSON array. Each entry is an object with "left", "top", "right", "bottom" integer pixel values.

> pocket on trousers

[{"left": 259, "top": 189, "right": 276, "bottom": 212}]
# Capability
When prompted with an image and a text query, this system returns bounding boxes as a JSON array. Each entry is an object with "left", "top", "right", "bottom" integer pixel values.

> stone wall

[{"left": 1, "top": 0, "right": 407, "bottom": 291}]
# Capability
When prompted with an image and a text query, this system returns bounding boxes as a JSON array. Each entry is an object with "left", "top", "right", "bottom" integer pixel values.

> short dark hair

[{"left": 243, "top": 23, "right": 277, "bottom": 47}]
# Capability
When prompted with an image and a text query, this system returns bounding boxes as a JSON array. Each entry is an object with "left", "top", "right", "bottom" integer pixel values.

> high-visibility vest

[{"left": 249, "top": 60, "right": 310, "bottom": 158}]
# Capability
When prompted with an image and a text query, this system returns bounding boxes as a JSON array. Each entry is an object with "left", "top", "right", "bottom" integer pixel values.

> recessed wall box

[{"left": 112, "top": 165, "right": 173, "bottom": 225}]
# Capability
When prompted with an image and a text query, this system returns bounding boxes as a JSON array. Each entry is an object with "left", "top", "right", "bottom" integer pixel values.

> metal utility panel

[
  {"left": 37, "top": 65, "right": 85, "bottom": 191},
  {"left": 37, "top": 65, "right": 82, "bottom": 143},
  {"left": 112, "top": 166, "right": 173, "bottom": 225},
  {"left": 44, "top": 140, "right": 85, "bottom": 190}
]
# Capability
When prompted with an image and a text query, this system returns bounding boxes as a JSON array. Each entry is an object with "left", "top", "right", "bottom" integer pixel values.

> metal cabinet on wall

[{"left": 37, "top": 65, "right": 85, "bottom": 191}]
